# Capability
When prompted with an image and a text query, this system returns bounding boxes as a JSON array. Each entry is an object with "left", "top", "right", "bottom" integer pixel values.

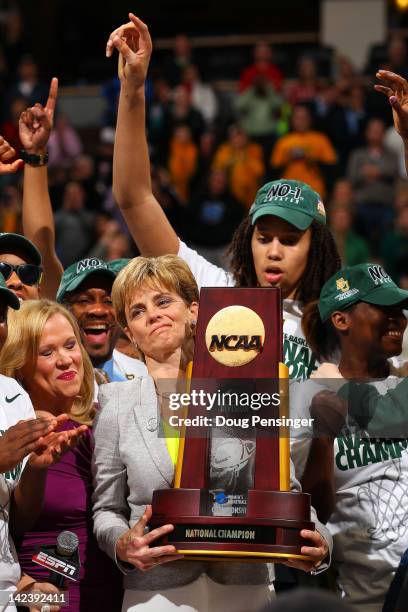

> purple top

[{"left": 17, "top": 419, "right": 123, "bottom": 611}]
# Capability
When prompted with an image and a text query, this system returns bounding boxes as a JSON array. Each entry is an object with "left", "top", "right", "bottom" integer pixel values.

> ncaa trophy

[{"left": 151, "top": 287, "right": 314, "bottom": 561}]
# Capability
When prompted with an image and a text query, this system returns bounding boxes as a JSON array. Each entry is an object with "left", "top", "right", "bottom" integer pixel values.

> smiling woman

[
  {"left": 296, "top": 263, "right": 408, "bottom": 609},
  {"left": 0, "top": 300, "right": 94, "bottom": 424},
  {"left": 0, "top": 300, "right": 123, "bottom": 611}
]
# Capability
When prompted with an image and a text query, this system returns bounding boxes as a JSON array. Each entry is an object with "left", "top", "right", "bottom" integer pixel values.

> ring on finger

[{"left": 41, "top": 605, "right": 51, "bottom": 612}]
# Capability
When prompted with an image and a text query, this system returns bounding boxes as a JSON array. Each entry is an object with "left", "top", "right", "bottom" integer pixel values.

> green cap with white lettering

[
  {"left": 318, "top": 263, "right": 408, "bottom": 322},
  {"left": 249, "top": 179, "right": 326, "bottom": 230},
  {"left": 56, "top": 258, "right": 116, "bottom": 303}
]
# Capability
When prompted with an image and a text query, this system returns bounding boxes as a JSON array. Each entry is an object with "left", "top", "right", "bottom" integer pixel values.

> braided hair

[{"left": 227, "top": 218, "right": 341, "bottom": 304}]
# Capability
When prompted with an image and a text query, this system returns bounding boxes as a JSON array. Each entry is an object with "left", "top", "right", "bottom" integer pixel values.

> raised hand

[
  {"left": 115, "top": 504, "right": 183, "bottom": 571},
  {"left": 28, "top": 415, "right": 88, "bottom": 470},
  {"left": 0, "top": 135, "right": 23, "bottom": 174},
  {"left": 0, "top": 417, "right": 58, "bottom": 473},
  {"left": 105, "top": 13, "right": 152, "bottom": 89},
  {"left": 19, "top": 77, "right": 58, "bottom": 154},
  {"left": 375, "top": 70, "right": 408, "bottom": 141}
]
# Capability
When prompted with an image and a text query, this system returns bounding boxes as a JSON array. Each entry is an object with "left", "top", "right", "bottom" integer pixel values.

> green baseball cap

[
  {"left": 249, "top": 179, "right": 326, "bottom": 230},
  {"left": 108, "top": 258, "right": 130, "bottom": 275},
  {"left": 319, "top": 263, "right": 408, "bottom": 322},
  {"left": 56, "top": 257, "right": 116, "bottom": 303},
  {"left": 0, "top": 275, "right": 20, "bottom": 310},
  {"left": 0, "top": 233, "right": 41, "bottom": 265}
]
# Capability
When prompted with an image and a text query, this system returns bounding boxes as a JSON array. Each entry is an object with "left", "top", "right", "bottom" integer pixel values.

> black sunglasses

[{"left": 0, "top": 262, "right": 43, "bottom": 286}]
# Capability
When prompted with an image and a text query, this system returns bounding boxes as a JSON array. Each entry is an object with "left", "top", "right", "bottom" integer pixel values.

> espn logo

[{"left": 32, "top": 551, "right": 76, "bottom": 579}]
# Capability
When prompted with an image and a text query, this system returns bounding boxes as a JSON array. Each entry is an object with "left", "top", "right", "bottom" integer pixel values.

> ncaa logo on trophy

[{"left": 205, "top": 305, "right": 265, "bottom": 367}]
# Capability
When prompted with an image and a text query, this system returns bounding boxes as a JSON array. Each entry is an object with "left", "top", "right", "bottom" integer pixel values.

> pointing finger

[{"left": 46, "top": 77, "right": 58, "bottom": 114}]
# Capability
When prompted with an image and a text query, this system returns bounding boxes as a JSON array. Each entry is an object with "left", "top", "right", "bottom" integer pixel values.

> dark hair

[
  {"left": 301, "top": 300, "right": 340, "bottom": 361},
  {"left": 227, "top": 219, "right": 341, "bottom": 304},
  {"left": 302, "top": 299, "right": 360, "bottom": 361}
]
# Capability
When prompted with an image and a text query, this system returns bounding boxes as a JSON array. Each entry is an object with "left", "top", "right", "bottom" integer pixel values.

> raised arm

[
  {"left": 107, "top": 13, "right": 179, "bottom": 256},
  {"left": 375, "top": 70, "right": 408, "bottom": 176},
  {"left": 19, "top": 78, "right": 64, "bottom": 299}
]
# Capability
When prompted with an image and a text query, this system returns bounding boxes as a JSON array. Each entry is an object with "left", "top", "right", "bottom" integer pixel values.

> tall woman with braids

[{"left": 104, "top": 14, "right": 341, "bottom": 382}]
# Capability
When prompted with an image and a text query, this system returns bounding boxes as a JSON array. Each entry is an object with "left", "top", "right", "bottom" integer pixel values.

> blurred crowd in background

[{"left": 1, "top": 4, "right": 408, "bottom": 286}]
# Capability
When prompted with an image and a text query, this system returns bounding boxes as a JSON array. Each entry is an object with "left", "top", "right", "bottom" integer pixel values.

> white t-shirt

[
  {"left": 0, "top": 375, "right": 35, "bottom": 610},
  {"left": 93, "top": 349, "right": 147, "bottom": 401},
  {"left": 111, "top": 349, "right": 147, "bottom": 381},
  {"left": 290, "top": 374, "right": 408, "bottom": 612},
  {"left": 178, "top": 241, "right": 318, "bottom": 380}
]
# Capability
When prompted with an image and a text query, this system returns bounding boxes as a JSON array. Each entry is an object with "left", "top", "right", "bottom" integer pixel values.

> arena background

[{"left": 1, "top": 0, "right": 408, "bottom": 318}]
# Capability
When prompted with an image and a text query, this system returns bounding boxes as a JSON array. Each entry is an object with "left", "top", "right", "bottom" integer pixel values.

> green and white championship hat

[
  {"left": 56, "top": 258, "right": 116, "bottom": 302},
  {"left": 318, "top": 263, "right": 408, "bottom": 322},
  {"left": 249, "top": 179, "right": 326, "bottom": 229}
]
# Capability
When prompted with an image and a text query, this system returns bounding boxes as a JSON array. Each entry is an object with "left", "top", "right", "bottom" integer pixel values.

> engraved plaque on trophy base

[{"left": 151, "top": 488, "right": 314, "bottom": 561}]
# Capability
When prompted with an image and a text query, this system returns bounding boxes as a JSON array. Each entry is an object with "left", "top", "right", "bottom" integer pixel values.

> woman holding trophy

[{"left": 92, "top": 254, "right": 331, "bottom": 612}]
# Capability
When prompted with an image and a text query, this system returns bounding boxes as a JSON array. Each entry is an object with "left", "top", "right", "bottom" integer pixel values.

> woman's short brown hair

[{"left": 112, "top": 255, "right": 199, "bottom": 330}]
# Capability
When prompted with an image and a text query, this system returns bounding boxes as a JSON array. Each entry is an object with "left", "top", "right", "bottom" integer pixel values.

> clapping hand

[
  {"left": 28, "top": 414, "right": 88, "bottom": 470},
  {"left": 0, "top": 417, "right": 59, "bottom": 473}
]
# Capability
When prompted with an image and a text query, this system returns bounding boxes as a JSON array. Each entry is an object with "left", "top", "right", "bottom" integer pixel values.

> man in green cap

[{"left": 57, "top": 257, "right": 146, "bottom": 382}]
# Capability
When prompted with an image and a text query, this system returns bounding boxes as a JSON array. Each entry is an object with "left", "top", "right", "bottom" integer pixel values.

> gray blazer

[{"left": 92, "top": 377, "right": 332, "bottom": 591}]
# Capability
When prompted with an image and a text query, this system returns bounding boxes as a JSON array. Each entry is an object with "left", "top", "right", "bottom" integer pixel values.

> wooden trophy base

[{"left": 151, "top": 488, "right": 314, "bottom": 562}]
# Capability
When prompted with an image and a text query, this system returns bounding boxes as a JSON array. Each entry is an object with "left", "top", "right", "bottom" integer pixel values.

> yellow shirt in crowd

[{"left": 270, "top": 131, "right": 337, "bottom": 199}]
